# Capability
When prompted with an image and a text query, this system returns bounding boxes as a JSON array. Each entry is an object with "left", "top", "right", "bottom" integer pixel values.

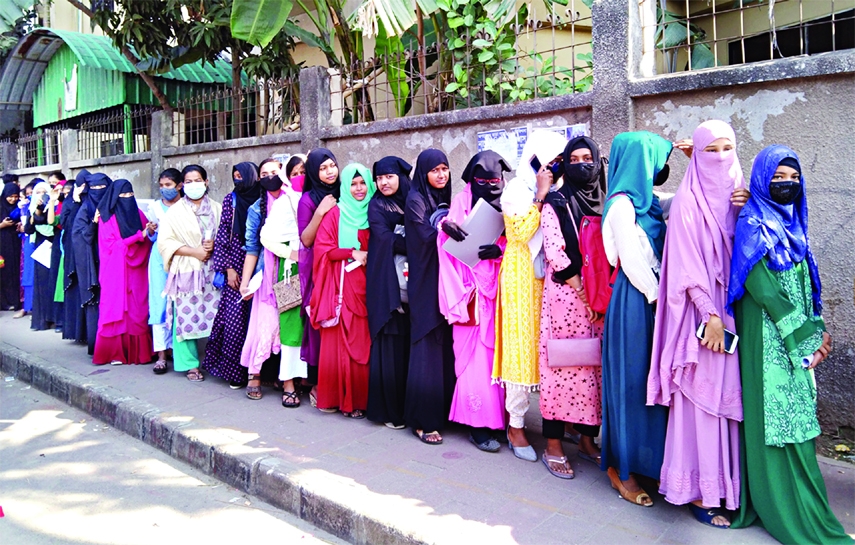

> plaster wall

[{"left": 634, "top": 73, "right": 855, "bottom": 432}]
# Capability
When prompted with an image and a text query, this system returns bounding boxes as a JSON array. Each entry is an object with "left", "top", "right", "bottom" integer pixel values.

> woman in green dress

[{"left": 727, "top": 144, "right": 851, "bottom": 543}]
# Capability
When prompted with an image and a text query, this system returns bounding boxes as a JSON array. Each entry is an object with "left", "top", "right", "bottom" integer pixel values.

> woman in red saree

[{"left": 309, "top": 163, "right": 376, "bottom": 417}]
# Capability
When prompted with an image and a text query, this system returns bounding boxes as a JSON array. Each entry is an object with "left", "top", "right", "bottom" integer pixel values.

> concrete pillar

[
  {"left": 299, "top": 66, "right": 331, "bottom": 152},
  {"left": 151, "top": 109, "right": 173, "bottom": 189},
  {"left": 590, "top": 0, "right": 635, "bottom": 149},
  {"left": 61, "top": 129, "right": 78, "bottom": 174}
]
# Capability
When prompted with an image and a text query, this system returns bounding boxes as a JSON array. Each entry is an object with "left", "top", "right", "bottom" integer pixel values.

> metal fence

[
  {"left": 172, "top": 78, "right": 300, "bottom": 147},
  {"left": 77, "top": 105, "right": 154, "bottom": 161},
  {"left": 16, "top": 129, "right": 63, "bottom": 168},
  {"left": 643, "top": 0, "right": 855, "bottom": 74},
  {"left": 330, "top": 10, "right": 593, "bottom": 124}
]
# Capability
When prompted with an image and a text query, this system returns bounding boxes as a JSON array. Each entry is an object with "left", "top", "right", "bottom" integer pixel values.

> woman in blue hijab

[{"left": 728, "top": 145, "right": 849, "bottom": 544}]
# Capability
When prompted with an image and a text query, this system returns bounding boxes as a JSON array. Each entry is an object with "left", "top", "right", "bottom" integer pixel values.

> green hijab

[
  {"left": 338, "top": 163, "right": 376, "bottom": 251},
  {"left": 602, "top": 131, "right": 673, "bottom": 260}
]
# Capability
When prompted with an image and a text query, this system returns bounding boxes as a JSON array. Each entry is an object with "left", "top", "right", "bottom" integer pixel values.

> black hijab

[
  {"left": 83, "top": 173, "right": 112, "bottom": 216},
  {"left": 371, "top": 156, "right": 412, "bottom": 213},
  {"left": 461, "top": 150, "right": 511, "bottom": 208},
  {"left": 232, "top": 161, "right": 260, "bottom": 245},
  {"left": 98, "top": 179, "right": 143, "bottom": 239},
  {"left": 367, "top": 156, "right": 413, "bottom": 338},
  {"left": 304, "top": 148, "right": 341, "bottom": 206},
  {"left": 544, "top": 136, "right": 607, "bottom": 282},
  {"left": 0, "top": 182, "right": 18, "bottom": 220},
  {"left": 410, "top": 149, "right": 451, "bottom": 216}
]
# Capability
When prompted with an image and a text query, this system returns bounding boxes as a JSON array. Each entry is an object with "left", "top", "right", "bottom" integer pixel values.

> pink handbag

[
  {"left": 319, "top": 264, "right": 345, "bottom": 328},
  {"left": 546, "top": 337, "right": 602, "bottom": 367}
]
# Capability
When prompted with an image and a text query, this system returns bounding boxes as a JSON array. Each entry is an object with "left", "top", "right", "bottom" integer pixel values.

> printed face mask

[
  {"left": 769, "top": 181, "right": 801, "bottom": 205},
  {"left": 183, "top": 182, "right": 207, "bottom": 200},
  {"left": 160, "top": 187, "right": 179, "bottom": 201}
]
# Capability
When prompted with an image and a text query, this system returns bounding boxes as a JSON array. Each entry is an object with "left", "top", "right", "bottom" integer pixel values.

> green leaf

[
  {"left": 282, "top": 20, "right": 335, "bottom": 58},
  {"left": 452, "top": 37, "right": 465, "bottom": 48},
  {"left": 477, "top": 49, "right": 495, "bottom": 62},
  {"left": 453, "top": 62, "right": 464, "bottom": 80},
  {"left": 463, "top": 14, "right": 474, "bottom": 26},
  {"left": 497, "top": 42, "right": 513, "bottom": 51},
  {"left": 690, "top": 43, "right": 715, "bottom": 69},
  {"left": 472, "top": 38, "right": 491, "bottom": 48},
  {"left": 445, "top": 82, "right": 460, "bottom": 92},
  {"left": 231, "top": 0, "right": 294, "bottom": 48},
  {"left": 447, "top": 16, "right": 464, "bottom": 29}
]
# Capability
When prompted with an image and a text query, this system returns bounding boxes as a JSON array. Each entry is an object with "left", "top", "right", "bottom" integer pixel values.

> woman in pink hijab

[{"left": 647, "top": 120, "right": 746, "bottom": 528}]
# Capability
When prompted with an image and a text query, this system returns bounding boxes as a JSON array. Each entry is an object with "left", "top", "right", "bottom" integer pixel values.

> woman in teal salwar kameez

[{"left": 727, "top": 145, "right": 851, "bottom": 544}]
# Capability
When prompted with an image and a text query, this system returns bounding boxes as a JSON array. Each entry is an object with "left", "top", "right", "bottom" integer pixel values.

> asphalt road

[{"left": 0, "top": 373, "right": 346, "bottom": 545}]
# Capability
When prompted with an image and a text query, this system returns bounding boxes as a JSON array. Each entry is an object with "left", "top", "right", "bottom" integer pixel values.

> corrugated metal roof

[{"left": 0, "top": 28, "right": 234, "bottom": 111}]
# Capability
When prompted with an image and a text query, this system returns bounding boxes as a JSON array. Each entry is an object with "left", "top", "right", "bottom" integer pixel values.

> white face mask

[{"left": 183, "top": 182, "right": 207, "bottom": 200}]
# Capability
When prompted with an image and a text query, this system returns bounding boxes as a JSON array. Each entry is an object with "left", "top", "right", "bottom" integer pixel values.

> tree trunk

[
  {"left": 231, "top": 52, "right": 244, "bottom": 139},
  {"left": 66, "top": 0, "right": 173, "bottom": 112}
]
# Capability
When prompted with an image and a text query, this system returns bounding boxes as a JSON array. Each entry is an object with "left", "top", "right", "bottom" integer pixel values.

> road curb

[{"left": 0, "top": 343, "right": 423, "bottom": 545}]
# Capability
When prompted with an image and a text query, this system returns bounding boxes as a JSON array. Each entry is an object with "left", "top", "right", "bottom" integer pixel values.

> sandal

[
  {"left": 578, "top": 451, "right": 602, "bottom": 466},
  {"left": 246, "top": 374, "right": 262, "bottom": 400},
  {"left": 688, "top": 503, "right": 731, "bottom": 529},
  {"left": 153, "top": 360, "right": 167, "bottom": 375},
  {"left": 412, "top": 428, "right": 443, "bottom": 445},
  {"left": 607, "top": 467, "right": 653, "bottom": 507},
  {"left": 542, "top": 452, "right": 575, "bottom": 479},
  {"left": 186, "top": 368, "right": 204, "bottom": 382},
  {"left": 342, "top": 410, "right": 365, "bottom": 419},
  {"left": 281, "top": 390, "right": 300, "bottom": 408}
]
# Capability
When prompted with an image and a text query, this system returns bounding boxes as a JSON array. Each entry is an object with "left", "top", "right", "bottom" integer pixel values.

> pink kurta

[
  {"left": 538, "top": 203, "right": 602, "bottom": 425},
  {"left": 438, "top": 187, "right": 506, "bottom": 430},
  {"left": 93, "top": 211, "right": 153, "bottom": 365}
]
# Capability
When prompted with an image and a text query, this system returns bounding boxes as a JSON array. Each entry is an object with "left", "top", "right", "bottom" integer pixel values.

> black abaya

[
  {"left": 48, "top": 224, "right": 63, "bottom": 327},
  {"left": 402, "top": 150, "right": 456, "bottom": 433},
  {"left": 0, "top": 182, "right": 21, "bottom": 310},
  {"left": 26, "top": 209, "right": 56, "bottom": 331},
  {"left": 61, "top": 170, "right": 89, "bottom": 342},
  {"left": 367, "top": 308, "right": 410, "bottom": 426}
]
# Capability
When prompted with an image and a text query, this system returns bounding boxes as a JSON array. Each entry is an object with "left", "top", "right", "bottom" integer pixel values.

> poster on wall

[{"left": 476, "top": 123, "right": 589, "bottom": 168}]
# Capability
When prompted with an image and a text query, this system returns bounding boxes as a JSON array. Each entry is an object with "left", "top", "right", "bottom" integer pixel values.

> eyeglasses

[{"left": 474, "top": 177, "right": 502, "bottom": 186}]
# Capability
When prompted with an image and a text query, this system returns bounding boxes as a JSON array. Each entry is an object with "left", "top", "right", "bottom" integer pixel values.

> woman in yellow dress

[{"left": 494, "top": 130, "right": 568, "bottom": 461}]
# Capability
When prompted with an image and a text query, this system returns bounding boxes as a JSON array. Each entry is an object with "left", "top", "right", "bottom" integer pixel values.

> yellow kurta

[{"left": 493, "top": 204, "right": 543, "bottom": 388}]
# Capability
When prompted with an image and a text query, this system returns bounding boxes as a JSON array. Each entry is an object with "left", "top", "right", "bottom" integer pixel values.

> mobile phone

[
  {"left": 530, "top": 156, "right": 542, "bottom": 173},
  {"left": 696, "top": 322, "right": 739, "bottom": 354}
]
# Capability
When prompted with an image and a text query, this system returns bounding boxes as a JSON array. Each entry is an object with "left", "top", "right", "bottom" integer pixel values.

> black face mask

[
  {"left": 259, "top": 174, "right": 283, "bottom": 192},
  {"left": 769, "top": 181, "right": 801, "bottom": 205},
  {"left": 58, "top": 192, "right": 67, "bottom": 202},
  {"left": 564, "top": 162, "right": 598, "bottom": 186},
  {"left": 653, "top": 164, "right": 670, "bottom": 187}
]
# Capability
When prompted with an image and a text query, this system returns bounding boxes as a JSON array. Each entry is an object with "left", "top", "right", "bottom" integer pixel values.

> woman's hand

[
  {"left": 145, "top": 221, "right": 157, "bottom": 236},
  {"left": 566, "top": 275, "right": 589, "bottom": 305},
  {"left": 701, "top": 315, "right": 725, "bottom": 353},
  {"left": 351, "top": 249, "right": 368, "bottom": 267},
  {"left": 441, "top": 220, "right": 468, "bottom": 242},
  {"left": 315, "top": 194, "right": 337, "bottom": 217},
  {"left": 239, "top": 284, "right": 254, "bottom": 301},
  {"left": 809, "top": 332, "right": 833, "bottom": 369},
  {"left": 194, "top": 246, "right": 211, "bottom": 262},
  {"left": 0, "top": 218, "right": 13, "bottom": 229},
  {"left": 674, "top": 139, "right": 693, "bottom": 159},
  {"left": 49, "top": 185, "right": 62, "bottom": 203},
  {"left": 730, "top": 188, "right": 750, "bottom": 207},
  {"left": 226, "top": 268, "right": 240, "bottom": 291},
  {"left": 93, "top": 209, "right": 101, "bottom": 223},
  {"left": 535, "top": 165, "right": 552, "bottom": 198}
]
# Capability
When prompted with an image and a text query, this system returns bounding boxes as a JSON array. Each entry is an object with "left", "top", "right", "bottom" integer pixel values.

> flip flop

[
  {"left": 412, "top": 428, "right": 443, "bottom": 445},
  {"left": 563, "top": 431, "right": 581, "bottom": 444},
  {"left": 688, "top": 503, "right": 731, "bottom": 529},
  {"left": 542, "top": 452, "right": 575, "bottom": 479},
  {"left": 578, "top": 451, "right": 602, "bottom": 466}
]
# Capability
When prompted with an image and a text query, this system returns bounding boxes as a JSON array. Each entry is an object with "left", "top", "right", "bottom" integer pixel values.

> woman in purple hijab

[{"left": 647, "top": 120, "right": 746, "bottom": 528}]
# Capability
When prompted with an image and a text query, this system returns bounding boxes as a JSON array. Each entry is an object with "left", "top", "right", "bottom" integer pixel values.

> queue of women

[{"left": 0, "top": 119, "right": 850, "bottom": 543}]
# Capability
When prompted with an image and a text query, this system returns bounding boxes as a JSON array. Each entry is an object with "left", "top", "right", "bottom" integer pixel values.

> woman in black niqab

[
  {"left": 403, "top": 149, "right": 456, "bottom": 443},
  {"left": 59, "top": 169, "right": 90, "bottom": 341},
  {"left": 366, "top": 156, "right": 412, "bottom": 427},
  {"left": 231, "top": 162, "right": 260, "bottom": 246},
  {"left": 98, "top": 179, "right": 144, "bottom": 239},
  {"left": 73, "top": 172, "right": 112, "bottom": 354},
  {"left": 0, "top": 182, "right": 22, "bottom": 310}
]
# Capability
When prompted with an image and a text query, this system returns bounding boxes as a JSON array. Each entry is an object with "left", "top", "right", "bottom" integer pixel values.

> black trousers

[{"left": 542, "top": 418, "right": 600, "bottom": 440}]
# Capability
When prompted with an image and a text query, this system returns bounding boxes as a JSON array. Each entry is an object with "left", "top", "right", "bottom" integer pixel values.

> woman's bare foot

[
  {"left": 545, "top": 439, "right": 573, "bottom": 476},
  {"left": 691, "top": 500, "right": 731, "bottom": 527}
]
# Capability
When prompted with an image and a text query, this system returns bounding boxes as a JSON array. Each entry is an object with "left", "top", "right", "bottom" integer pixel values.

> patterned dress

[
  {"left": 202, "top": 194, "right": 251, "bottom": 383},
  {"left": 538, "top": 204, "right": 602, "bottom": 425}
]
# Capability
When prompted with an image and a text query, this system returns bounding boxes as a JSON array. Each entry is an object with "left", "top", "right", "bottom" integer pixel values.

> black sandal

[
  {"left": 342, "top": 409, "right": 365, "bottom": 419},
  {"left": 153, "top": 360, "right": 167, "bottom": 375},
  {"left": 246, "top": 374, "right": 262, "bottom": 400},
  {"left": 282, "top": 390, "right": 300, "bottom": 408}
]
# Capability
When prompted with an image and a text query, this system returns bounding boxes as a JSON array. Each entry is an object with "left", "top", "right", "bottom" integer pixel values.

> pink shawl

[{"left": 647, "top": 120, "right": 745, "bottom": 420}]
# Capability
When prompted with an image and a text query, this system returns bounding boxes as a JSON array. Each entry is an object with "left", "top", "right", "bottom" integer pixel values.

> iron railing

[
  {"left": 77, "top": 105, "right": 154, "bottom": 160},
  {"left": 16, "top": 129, "right": 63, "bottom": 168},
  {"left": 330, "top": 10, "right": 593, "bottom": 124},
  {"left": 171, "top": 78, "right": 300, "bottom": 147},
  {"left": 643, "top": 0, "right": 855, "bottom": 74}
]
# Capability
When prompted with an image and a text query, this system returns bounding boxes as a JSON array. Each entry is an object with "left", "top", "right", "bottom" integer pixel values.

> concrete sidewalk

[{"left": 1, "top": 312, "right": 852, "bottom": 545}]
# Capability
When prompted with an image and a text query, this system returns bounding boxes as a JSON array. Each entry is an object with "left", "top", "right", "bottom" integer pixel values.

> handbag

[
  {"left": 394, "top": 254, "right": 408, "bottom": 304},
  {"left": 212, "top": 271, "right": 225, "bottom": 290},
  {"left": 273, "top": 263, "right": 302, "bottom": 312},
  {"left": 319, "top": 264, "right": 345, "bottom": 328},
  {"left": 546, "top": 336, "right": 601, "bottom": 367}
]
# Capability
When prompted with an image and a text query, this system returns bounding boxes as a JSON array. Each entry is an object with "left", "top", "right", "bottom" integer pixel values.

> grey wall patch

[{"left": 646, "top": 90, "right": 806, "bottom": 141}]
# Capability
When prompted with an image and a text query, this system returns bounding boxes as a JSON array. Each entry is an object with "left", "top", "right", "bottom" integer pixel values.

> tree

[{"left": 0, "top": 0, "right": 39, "bottom": 68}]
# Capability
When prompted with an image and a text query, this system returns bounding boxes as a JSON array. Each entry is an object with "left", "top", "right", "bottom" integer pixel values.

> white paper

[
  {"left": 31, "top": 240, "right": 53, "bottom": 268},
  {"left": 244, "top": 271, "right": 263, "bottom": 296},
  {"left": 345, "top": 260, "right": 363, "bottom": 272},
  {"left": 442, "top": 199, "right": 506, "bottom": 269}
]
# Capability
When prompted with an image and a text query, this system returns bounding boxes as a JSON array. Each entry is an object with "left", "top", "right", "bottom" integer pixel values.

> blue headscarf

[
  {"left": 602, "top": 131, "right": 673, "bottom": 260},
  {"left": 726, "top": 145, "right": 821, "bottom": 315}
]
